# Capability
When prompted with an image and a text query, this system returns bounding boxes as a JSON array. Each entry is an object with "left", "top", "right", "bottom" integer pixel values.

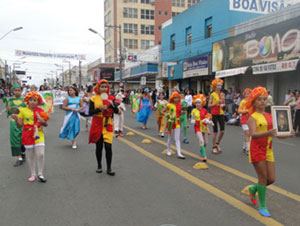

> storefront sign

[
  {"left": 229, "top": 0, "right": 300, "bottom": 14},
  {"left": 140, "top": 76, "right": 146, "bottom": 85},
  {"left": 183, "top": 56, "right": 208, "bottom": 78},
  {"left": 252, "top": 59, "right": 298, "bottom": 74},
  {"left": 212, "top": 16, "right": 300, "bottom": 72},
  {"left": 216, "top": 66, "right": 248, "bottom": 78},
  {"left": 100, "top": 68, "right": 114, "bottom": 81}
]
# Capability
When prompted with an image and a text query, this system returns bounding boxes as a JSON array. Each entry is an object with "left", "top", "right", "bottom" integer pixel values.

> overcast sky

[{"left": 0, "top": 0, "right": 105, "bottom": 86}]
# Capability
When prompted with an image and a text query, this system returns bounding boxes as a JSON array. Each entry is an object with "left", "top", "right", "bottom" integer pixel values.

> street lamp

[{"left": 0, "top": 27, "right": 23, "bottom": 41}]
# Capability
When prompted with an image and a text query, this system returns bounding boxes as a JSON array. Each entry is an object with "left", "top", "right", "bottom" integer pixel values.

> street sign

[{"left": 140, "top": 76, "right": 146, "bottom": 85}]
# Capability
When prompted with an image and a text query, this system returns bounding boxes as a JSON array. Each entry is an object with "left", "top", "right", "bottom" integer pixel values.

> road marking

[
  {"left": 124, "top": 125, "right": 300, "bottom": 203},
  {"left": 119, "top": 137, "right": 283, "bottom": 226}
]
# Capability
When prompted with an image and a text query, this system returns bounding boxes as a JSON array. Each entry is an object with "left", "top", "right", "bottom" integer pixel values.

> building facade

[{"left": 104, "top": 0, "right": 201, "bottom": 63}]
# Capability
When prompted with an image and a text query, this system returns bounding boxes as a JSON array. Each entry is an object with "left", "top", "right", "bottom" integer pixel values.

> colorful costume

[
  {"left": 114, "top": 93, "right": 126, "bottom": 136},
  {"left": 155, "top": 99, "right": 168, "bottom": 135},
  {"left": 137, "top": 96, "right": 152, "bottom": 125},
  {"left": 5, "top": 92, "right": 26, "bottom": 157},
  {"left": 180, "top": 99, "right": 189, "bottom": 143},
  {"left": 59, "top": 96, "right": 81, "bottom": 141},
  {"left": 89, "top": 80, "right": 118, "bottom": 174},
  {"left": 131, "top": 94, "right": 139, "bottom": 114}
]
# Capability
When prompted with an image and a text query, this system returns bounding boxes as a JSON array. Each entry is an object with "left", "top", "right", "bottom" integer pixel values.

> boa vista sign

[
  {"left": 229, "top": 0, "right": 300, "bottom": 14},
  {"left": 212, "top": 16, "right": 300, "bottom": 72}
]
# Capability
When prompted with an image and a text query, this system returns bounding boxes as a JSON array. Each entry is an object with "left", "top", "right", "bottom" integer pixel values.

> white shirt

[{"left": 185, "top": 95, "right": 193, "bottom": 106}]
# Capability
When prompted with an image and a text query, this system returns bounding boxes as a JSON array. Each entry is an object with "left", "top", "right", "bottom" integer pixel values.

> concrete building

[{"left": 104, "top": 0, "right": 201, "bottom": 63}]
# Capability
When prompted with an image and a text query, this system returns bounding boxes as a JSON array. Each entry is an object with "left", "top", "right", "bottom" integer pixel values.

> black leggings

[
  {"left": 96, "top": 135, "right": 112, "bottom": 170},
  {"left": 212, "top": 115, "right": 225, "bottom": 133}
]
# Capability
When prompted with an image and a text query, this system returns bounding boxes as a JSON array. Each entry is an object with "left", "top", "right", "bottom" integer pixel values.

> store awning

[
  {"left": 215, "top": 67, "right": 248, "bottom": 78},
  {"left": 252, "top": 59, "right": 299, "bottom": 74}
]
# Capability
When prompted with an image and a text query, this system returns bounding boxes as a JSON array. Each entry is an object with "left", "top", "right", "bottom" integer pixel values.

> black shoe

[
  {"left": 13, "top": 160, "right": 23, "bottom": 167},
  {"left": 21, "top": 153, "right": 26, "bottom": 161},
  {"left": 96, "top": 168, "right": 103, "bottom": 173},
  {"left": 106, "top": 169, "right": 115, "bottom": 176},
  {"left": 38, "top": 175, "right": 47, "bottom": 183}
]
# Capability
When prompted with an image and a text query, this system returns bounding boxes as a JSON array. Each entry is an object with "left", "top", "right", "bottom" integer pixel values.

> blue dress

[
  {"left": 137, "top": 97, "right": 152, "bottom": 125},
  {"left": 59, "top": 96, "right": 80, "bottom": 140}
]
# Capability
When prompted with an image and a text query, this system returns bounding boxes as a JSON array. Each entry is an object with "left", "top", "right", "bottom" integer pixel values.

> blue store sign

[{"left": 183, "top": 56, "right": 208, "bottom": 78}]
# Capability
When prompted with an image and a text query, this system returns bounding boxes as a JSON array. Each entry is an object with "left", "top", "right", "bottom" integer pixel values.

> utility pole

[
  {"left": 118, "top": 25, "right": 123, "bottom": 86},
  {"left": 68, "top": 62, "right": 71, "bottom": 86},
  {"left": 79, "top": 60, "right": 82, "bottom": 90}
]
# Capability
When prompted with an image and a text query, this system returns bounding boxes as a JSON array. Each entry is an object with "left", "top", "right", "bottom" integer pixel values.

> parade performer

[
  {"left": 180, "top": 93, "right": 189, "bottom": 144},
  {"left": 80, "top": 85, "right": 93, "bottom": 132},
  {"left": 191, "top": 94, "right": 211, "bottom": 161},
  {"left": 164, "top": 91, "right": 185, "bottom": 159},
  {"left": 245, "top": 86, "right": 294, "bottom": 217},
  {"left": 137, "top": 88, "right": 153, "bottom": 129},
  {"left": 114, "top": 92, "right": 126, "bottom": 137},
  {"left": 208, "top": 78, "right": 225, "bottom": 154},
  {"left": 131, "top": 89, "right": 142, "bottom": 114},
  {"left": 59, "top": 86, "right": 83, "bottom": 149},
  {"left": 238, "top": 88, "right": 252, "bottom": 155},
  {"left": 4, "top": 82, "right": 26, "bottom": 166},
  {"left": 154, "top": 92, "right": 168, "bottom": 137},
  {"left": 89, "top": 79, "right": 119, "bottom": 176},
  {"left": 11, "top": 91, "right": 49, "bottom": 183}
]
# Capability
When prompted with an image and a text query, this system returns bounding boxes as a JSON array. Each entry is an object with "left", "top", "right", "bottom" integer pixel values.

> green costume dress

[
  {"left": 180, "top": 100, "right": 188, "bottom": 137},
  {"left": 5, "top": 97, "right": 26, "bottom": 156}
]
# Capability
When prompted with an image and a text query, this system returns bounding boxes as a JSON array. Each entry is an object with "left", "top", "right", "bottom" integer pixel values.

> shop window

[{"left": 205, "top": 17, "right": 212, "bottom": 38}]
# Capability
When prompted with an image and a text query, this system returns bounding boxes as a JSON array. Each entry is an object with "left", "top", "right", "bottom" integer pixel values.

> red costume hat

[
  {"left": 244, "top": 86, "right": 268, "bottom": 115},
  {"left": 24, "top": 91, "right": 43, "bottom": 106}
]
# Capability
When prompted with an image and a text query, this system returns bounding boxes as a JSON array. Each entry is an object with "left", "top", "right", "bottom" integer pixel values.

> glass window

[
  {"left": 141, "top": 40, "right": 154, "bottom": 50},
  {"left": 123, "top": 7, "right": 138, "bottom": 18},
  {"left": 205, "top": 17, "right": 212, "bottom": 38},
  {"left": 172, "top": 12, "right": 180, "bottom": 17},
  {"left": 104, "top": 11, "right": 111, "bottom": 24},
  {"left": 124, "top": 39, "right": 138, "bottom": 49},
  {"left": 172, "top": 0, "right": 185, "bottom": 7},
  {"left": 141, "top": 9, "right": 155, "bottom": 19},
  {"left": 158, "top": 10, "right": 162, "bottom": 15},
  {"left": 141, "top": 0, "right": 150, "bottom": 3},
  {"left": 141, "top": 25, "right": 154, "bottom": 35},
  {"left": 188, "top": 0, "right": 201, "bottom": 8},
  {"left": 170, "top": 34, "right": 175, "bottom": 50},
  {"left": 186, "top": 26, "right": 192, "bottom": 45},
  {"left": 124, "top": 23, "right": 138, "bottom": 34},
  {"left": 164, "top": 11, "right": 168, "bottom": 16},
  {"left": 123, "top": 0, "right": 137, "bottom": 2},
  {"left": 104, "top": 0, "right": 111, "bottom": 11}
]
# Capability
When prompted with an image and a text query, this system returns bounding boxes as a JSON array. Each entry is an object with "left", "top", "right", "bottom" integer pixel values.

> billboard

[
  {"left": 212, "top": 16, "right": 300, "bottom": 72},
  {"left": 100, "top": 68, "right": 115, "bottom": 81},
  {"left": 229, "top": 0, "right": 300, "bottom": 14},
  {"left": 15, "top": 50, "right": 86, "bottom": 60},
  {"left": 183, "top": 56, "right": 208, "bottom": 78}
]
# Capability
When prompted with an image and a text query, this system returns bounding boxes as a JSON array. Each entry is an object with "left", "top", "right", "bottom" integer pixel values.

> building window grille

[
  {"left": 141, "top": 25, "right": 154, "bottom": 35},
  {"left": 205, "top": 17, "right": 212, "bottom": 38},
  {"left": 124, "top": 23, "right": 138, "bottom": 34},
  {"left": 141, "top": 9, "right": 155, "bottom": 19},
  {"left": 170, "top": 34, "right": 175, "bottom": 50},
  {"left": 186, "top": 27, "right": 192, "bottom": 45},
  {"left": 188, "top": 0, "right": 201, "bottom": 7},
  {"left": 172, "top": 0, "right": 185, "bottom": 7},
  {"left": 123, "top": 7, "right": 138, "bottom": 18},
  {"left": 124, "top": 39, "right": 138, "bottom": 49},
  {"left": 141, "top": 40, "right": 154, "bottom": 50}
]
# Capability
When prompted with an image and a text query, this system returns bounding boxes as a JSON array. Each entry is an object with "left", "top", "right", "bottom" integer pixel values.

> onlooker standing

[
  {"left": 265, "top": 91, "right": 274, "bottom": 113},
  {"left": 185, "top": 90, "right": 193, "bottom": 121},
  {"left": 284, "top": 91, "right": 297, "bottom": 121},
  {"left": 225, "top": 88, "right": 234, "bottom": 116},
  {"left": 293, "top": 91, "right": 300, "bottom": 136},
  {"left": 285, "top": 90, "right": 291, "bottom": 102}
]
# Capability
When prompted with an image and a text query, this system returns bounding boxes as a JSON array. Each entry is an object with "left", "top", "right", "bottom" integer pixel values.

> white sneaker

[
  {"left": 177, "top": 154, "right": 186, "bottom": 159},
  {"left": 72, "top": 145, "right": 77, "bottom": 149},
  {"left": 161, "top": 133, "right": 164, "bottom": 138},
  {"left": 167, "top": 151, "right": 172, "bottom": 156}
]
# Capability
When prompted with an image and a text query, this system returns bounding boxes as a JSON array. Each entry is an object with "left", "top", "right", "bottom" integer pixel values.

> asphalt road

[{"left": 0, "top": 103, "right": 299, "bottom": 226}]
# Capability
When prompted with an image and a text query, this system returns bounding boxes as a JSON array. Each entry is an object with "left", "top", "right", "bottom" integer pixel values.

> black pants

[
  {"left": 95, "top": 135, "right": 112, "bottom": 170},
  {"left": 212, "top": 115, "right": 225, "bottom": 133},
  {"left": 294, "top": 109, "right": 300, "bottom": 132}
]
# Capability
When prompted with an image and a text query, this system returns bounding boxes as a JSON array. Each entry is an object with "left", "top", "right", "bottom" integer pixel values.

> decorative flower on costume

[
  {"left": 192, "top": 94, "right": 206, "bottom": 106},
  {"left": 243, "top": 88, "right": 252, "bottom": 96},
  {"left": 211, "top": 78, "right": 223, "bottom": 90},
  {"left": 24, "top": 91, "right": 43, "bottom": 106},
  {"left": 169, "top": 91, "right": 181, "bottom": 103},
  {"left": 244, "top": 86, "right": 268, "bottom": 115}
]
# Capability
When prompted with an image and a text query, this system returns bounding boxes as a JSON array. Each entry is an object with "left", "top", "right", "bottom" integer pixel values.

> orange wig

[
  {"left": 211, "top": 78, "right": 223, "bottom": 90},
  {"left": 192, "top": 94, "right": 206, "bottom": 106},
  {"left": 244, "top": 86, "right": 268, "bottom": 115},
  {"left": 243, "top": 88, "right": 252, "bottom": 97},
  {"left": 24, "top": 91, "right": 43, "bottom": 106},
  {"left": 169, "top": 91, "right": 181, "bottom": 103},
  {"left": 205, "top": 113, "right": 212, "bottom": 120},
  {"left": 93, "top": 79, "right": 110, "bottom": 95}
]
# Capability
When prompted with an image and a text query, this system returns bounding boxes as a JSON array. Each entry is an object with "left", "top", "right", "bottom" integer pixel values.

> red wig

[
  {"left": 244, "top": 86, "right": 268, "bottom": 115},
  {"left": 169, "top": 91, "right": 181, "bottom": 103},
  {"left": 211, "top": 78, "right": 223, "bottom": 90},
  {"left": 24, "top": 91, "right": 43, "bottom": 106}
]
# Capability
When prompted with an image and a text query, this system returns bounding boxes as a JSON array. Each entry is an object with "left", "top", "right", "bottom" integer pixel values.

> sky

[{"left": 0, "top": 0, "right": 105, "bottom": 86}]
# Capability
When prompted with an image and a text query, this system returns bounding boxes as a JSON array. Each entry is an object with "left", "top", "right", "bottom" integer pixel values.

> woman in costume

[
  {"left": 137, "top": 88, "right": 153, "bottom": 129},
  {"left": 208, "top": 78, "right": 225, "bottom": 154},
  {"left": 191, "top": 94, "right": 210, "bottom": 162},
  {"left": 5, "top": 82, "right": 26, "bottom": 166},
  {"left": 12, "top": 91, "right": 49, "bottom": 183},
  {"left": 180, "top": 92, "right": 189, "bottom": 144},
  {"left": 164, "top": 91, "right": 185, "bottom": 159},
  {"left": 238, "top": 88, "right": 252, "bottom": 155},
  {"left": 59, "top": 86, "right": 83, "bottom": 149},
  {"left": 89, "top": 79, "right": 119, "bottom": 176},
  {"left": 80, "top": 85, "right": 93, "bottom": 132},
  {"left": 154, "top": 92, "right": 168, "bottom": 137},
  {"left": 245, "top": 86, "right": 294, "bottom": 217}
]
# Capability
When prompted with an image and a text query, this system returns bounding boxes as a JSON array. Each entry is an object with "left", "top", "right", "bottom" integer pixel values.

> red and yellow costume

[
  {"left": 238, "top": 88, "right": 252, "bottom": 125},
  {"left": 245, "top": 87, "right": 274, "bottom": 163},
  {"left": 18, "top": 92, "right": 49, "bottom": 147},
  {"left": 89, "top": 80, "right": 115, "bottom": 144},
  {"left": 210, "top": 78, "right": 224, "bottom": 115},
  {"left": 191, "top": 94, "right": 207, "bottom": 133},
  {"left": 166, "top": 92, "right": 181, "bottom": 133}
]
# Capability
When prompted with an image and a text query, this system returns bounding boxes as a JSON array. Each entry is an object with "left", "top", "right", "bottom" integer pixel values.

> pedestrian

[
  {"left": 180, "top": 92, "right": 189, "bottom": 144},
  {"left": 265, "top": 91, "right": 274, "bottom": 113},
  {"left": 245, "top": 86, "right": 294, "bottom": 217},
  {"left": 225, "top": 88, "right": 234, "bottom": 116},
  {"left": 137, "top": 88, "right": 153, "bottom": 129},
  {"left": 114, "top": 92, "right": 126, "bottom": 137},
  {"left": 5, "top": 82, "right": 26, "bottom": 166},
  {"left": 191, "top": 94, "right": 210, "bottom": 162},
  {"left": 80, "top": 85, "right": 93, "bottom": 132},
  {"left": 208, "top": 78, "right": 225, "bottom": 154},
  {"left": 89, "top": 79, "right": 118, "bottom": 176},
  {"left": 59, "top": 86, "right": 83, "bottom": 149},
  {"left": 164, "top": 91, "right": 185, "bottom": 159},
  {"left": 152, "top": 89, "right": 157, "bottom": 107},
  {"left": 11, "top": 91, "right": 49, "bottom": 183},
  {"left": 293, "top": 91, "right": 300, "bottom": 136},
  {"left": 284, "top": 91, "right": 297, "bottom": 122},
  {"left": 185, "top": 90, "right": 193, "bottom": 121},
  {"left": 154, "top": 92, "right": 168, "bottom": 137},
  {"left": 238, "top": 88, "right": 252, "bottom": 155}
]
